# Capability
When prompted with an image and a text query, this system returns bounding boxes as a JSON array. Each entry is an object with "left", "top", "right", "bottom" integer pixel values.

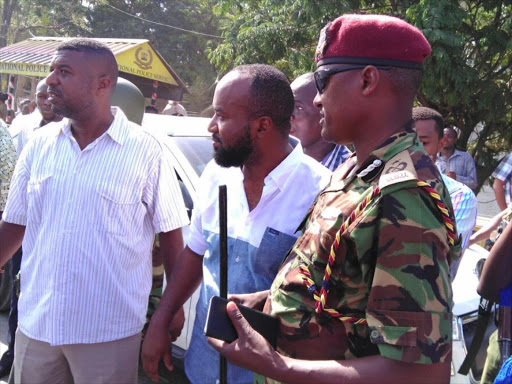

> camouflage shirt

[
  {"left": 0, "top": 123, "right": 17, "bottom": 212},
  {"left": 258, "top": 127, "right": 460, "bottom": 383}
]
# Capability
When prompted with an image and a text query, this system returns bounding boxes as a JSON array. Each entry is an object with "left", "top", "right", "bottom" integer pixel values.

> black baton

[{"left": 219, "top": 185, "right": 228, "bottom": 384}]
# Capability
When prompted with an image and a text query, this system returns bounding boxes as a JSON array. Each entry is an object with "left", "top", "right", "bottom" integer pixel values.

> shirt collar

[
  {"left": 59, "top": 107, "right": 131, "bottom": 145},
  {"left": 263, "top": 141, "right": 304, "bottom": 190}
]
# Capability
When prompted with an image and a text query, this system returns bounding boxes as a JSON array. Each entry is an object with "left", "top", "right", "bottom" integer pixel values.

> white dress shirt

[
  {"left": 185, "top": 144, "right": 330, "bottom": 384},
  {"left": 3, "top": 108, "right": 189, "bottom": 345}
]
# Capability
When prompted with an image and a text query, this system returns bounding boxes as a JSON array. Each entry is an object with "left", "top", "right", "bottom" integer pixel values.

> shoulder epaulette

[{"left": 378, "top": 149, "right": 418, "bottom": 190}]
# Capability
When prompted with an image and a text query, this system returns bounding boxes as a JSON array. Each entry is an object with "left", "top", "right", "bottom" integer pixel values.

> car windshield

[{"left": 169, "top": 136, "right": 213, "bottom": 177}]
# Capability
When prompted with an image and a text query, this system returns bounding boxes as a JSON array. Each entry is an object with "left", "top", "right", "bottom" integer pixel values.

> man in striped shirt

[
  {"left": 493, "top": 153, "right": 512, "bottom": 211},
  {"left": 0, "top": 39, "right": 189, "bottom": 384},
  {"left": 290, "top": 73, "right": 351, "bottom": 171},
  {"left": 412, "top": 107, "right": 477, "bottom": 276},
  {"left": 437, "top": 127, "right": 478, "bottom": 190}
]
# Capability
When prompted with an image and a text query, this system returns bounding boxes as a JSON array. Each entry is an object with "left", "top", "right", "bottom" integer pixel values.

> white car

[
  {"left": 142, "top": 113, "right": 213, "bottom": 361},
  {"left": 451, "top": 244, "right": 497, "bottom": 384}
]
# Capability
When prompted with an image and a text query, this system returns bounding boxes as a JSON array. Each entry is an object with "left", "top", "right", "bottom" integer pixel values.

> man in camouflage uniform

[
  {"left": 0, "top": 123, "right": 16, "bottom": 217},
  {"left": 209, "top": 14, "right": 460, "bottom": 383}
]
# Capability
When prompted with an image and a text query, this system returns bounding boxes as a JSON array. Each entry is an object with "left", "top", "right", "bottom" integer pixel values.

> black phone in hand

[{"left": 204, "top": 296, "right": 279, "bottom": 349}]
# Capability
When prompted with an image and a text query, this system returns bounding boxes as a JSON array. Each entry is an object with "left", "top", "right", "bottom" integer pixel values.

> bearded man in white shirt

[
  {"left": 141, "top": 64, "right": 330, "bottom": 384},
  {"left": 0, "top": 39, "right": 189, "bottom": 384}
]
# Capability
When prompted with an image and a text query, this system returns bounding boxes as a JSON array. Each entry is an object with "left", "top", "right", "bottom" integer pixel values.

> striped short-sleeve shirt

[{"left": 3, "top": 108, "right": 189, "bottom": 345}]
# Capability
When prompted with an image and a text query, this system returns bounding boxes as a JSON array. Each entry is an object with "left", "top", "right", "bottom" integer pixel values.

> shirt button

[
  {"left": 235, "top": 257, "right": 240, "bottom": 262},
  {"left": 370, "top": 330, "right": 380, "bottom": 340}
]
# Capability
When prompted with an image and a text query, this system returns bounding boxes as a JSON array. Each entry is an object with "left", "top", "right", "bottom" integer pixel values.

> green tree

[
  {"left": 86, "top": 0, "right": 221, "bottom": 112},
  {"left": 209, "top": 0, "right": 512, "bottom": 193}
]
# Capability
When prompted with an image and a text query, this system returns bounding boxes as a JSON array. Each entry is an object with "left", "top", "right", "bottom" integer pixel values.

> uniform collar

[{"left": 331, "top": 121, "right": 417, "bottom": 189}]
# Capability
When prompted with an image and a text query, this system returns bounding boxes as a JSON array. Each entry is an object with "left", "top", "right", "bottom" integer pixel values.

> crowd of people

[{"left": 0, "top": 11, "right": 510, "bottom": 384}]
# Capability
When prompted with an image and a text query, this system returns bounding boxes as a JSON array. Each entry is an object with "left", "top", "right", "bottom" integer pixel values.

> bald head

[
  {"left": 290, "top": 72, "right": 329, "bottom": 153},
  {"left": 36, "top": 77, "right": 60, "bottom": 123},
  {"left": 36, "top": 79, "right": 48, "bottom": 93},
  {"left": 229, "top": 64, "right": 294, "bottom": 135}
]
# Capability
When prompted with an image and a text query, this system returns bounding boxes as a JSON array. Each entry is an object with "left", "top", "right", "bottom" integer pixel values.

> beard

[
  {"left": 49, "top": 87, "right": 93, "bottom": 119},
  {"left": 214, "top": 125, "right": 254, "bottom": 168}
]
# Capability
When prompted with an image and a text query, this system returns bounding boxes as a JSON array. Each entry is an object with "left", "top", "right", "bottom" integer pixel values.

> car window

[{"left": 169, "top": 136, "right": 213, "bottom": 177}]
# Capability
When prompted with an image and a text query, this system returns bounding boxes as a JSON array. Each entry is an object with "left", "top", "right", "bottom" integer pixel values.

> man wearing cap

[
  {"left": 290, "top": 73, "right": 351, "bottom": 171},
  {"left": 209, "top": 14, "right": 459, "bottom": 383}
]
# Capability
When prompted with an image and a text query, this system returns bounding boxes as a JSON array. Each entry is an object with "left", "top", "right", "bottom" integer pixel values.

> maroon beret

[{"left": 315, "top": 14, "right": 431, "bottom": 69}]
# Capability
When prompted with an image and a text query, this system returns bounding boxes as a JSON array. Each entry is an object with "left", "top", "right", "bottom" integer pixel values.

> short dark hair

[
  {"left": 444, "top": 126, "right": 458, "bottom": 137},
  {"left": 387, "top": 67, "right": 423, "bottom": 101},
  {"left": 412, "top": 106, "right": 444, "bottom": 138},
  {"left": 56, "top": 38, "right": 118, "bottom": 86},
  {"left": 232, "top": 64, "right": 294, "bottom": 135}
]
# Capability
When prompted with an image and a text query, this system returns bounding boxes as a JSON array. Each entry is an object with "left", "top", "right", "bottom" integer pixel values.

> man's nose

[
  {"left": 207, "top": 117, "right": 217, "bottom": 134},
  {"left": 313, "top": 92, "right": 322, "bottom": 109},
  {"left": 45, "top": 72, "right": 56, "bottom": 86}
]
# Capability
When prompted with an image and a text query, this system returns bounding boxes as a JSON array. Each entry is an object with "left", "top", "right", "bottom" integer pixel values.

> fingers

[
  {"left": 163, "top": 349, "right": 174, "bottom": 372},
  {"left": 226, "top": 301, "right": 251, "bottom": 336},
  {"left": 227, "top": 293, "right": 242, "bottom": 304},
  {"left": 207, "top": 336, "right": 229, "bottom": 352},
  {"left": 141, "top": 351, "right": 160, "bottom": 382}
]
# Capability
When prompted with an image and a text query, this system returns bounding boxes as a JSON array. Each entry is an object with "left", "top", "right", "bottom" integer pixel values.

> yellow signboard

[
  {"left": 0, "top": 62, "right": 49, "bottom": 77},
  {"left": 115, "top": 42, "right": 178, "bottom": 85},
  {"left": 0, "top": 42, "right": 179, "bottom": 86}
]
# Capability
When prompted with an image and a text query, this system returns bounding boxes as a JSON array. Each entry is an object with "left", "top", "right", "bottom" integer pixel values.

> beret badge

[{"left": 315, "top": 22, "right": 331, "bottom": 62}]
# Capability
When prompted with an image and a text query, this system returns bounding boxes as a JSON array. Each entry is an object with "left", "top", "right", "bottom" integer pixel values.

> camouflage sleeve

[
  {"left": 363, "top": 186, "right": 453, "bottom": 364},
  {"left": 0, "top": 126, "right": 17, "bottom": 212}
]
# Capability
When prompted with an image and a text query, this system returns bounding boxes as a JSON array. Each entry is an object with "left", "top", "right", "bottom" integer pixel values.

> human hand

[
  {"left": 141, "top": 316, "right": 174, "bottom": 382},
  {"left": 207, "top": 301, "right": 276, "bottom": 374},
  {"left": 446, "top": 171, "right": 456, "bottom": 179},
  {"left": 470, "top": 207, "right": 511, "bottom": 246},
  {"left": 228, "top": 290, "right": 268, "bottom": 311},
  {"left": 168, "top": 306, "right": 185, "bottom": 341}
]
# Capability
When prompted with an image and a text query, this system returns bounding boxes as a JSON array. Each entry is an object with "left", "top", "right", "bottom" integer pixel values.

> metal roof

[
  {"left": 0, "top": 37, "right": 145, "bottom": 66},
  {"left": 0, "top": 37, "right": 188, "bottom": 99}
]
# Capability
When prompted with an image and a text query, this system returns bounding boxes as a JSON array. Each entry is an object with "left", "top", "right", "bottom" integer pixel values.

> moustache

[{"left": 47, "top": 88, "right": 63, "bottom": 98}]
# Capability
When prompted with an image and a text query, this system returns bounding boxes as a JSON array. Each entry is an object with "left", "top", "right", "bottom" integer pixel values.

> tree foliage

[
  {"left": 209, "top": 0, "right": 512, "bottom": 192},
  {"left": 0, "top": 0, "right": 221, "bottom": 112},
  {"left": 1, "top": 0, "right": 511, "bottom": 189},
  {"left": 86, "top": 0, "right": 220, "bottom": 86}
]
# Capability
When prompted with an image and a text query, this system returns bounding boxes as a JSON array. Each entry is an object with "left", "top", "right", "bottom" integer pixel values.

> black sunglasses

[{"left": 314, "top": 65, "right": 391, "bottom": 94}]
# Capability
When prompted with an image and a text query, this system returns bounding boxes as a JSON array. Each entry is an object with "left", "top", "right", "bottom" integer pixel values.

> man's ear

[
  {"left": 437, "top": 136, "right": 446, "bottom": 153},
  {"left": 97, "top": 75, "right": 113, "bottom": 96},
  {"left": 360, "top": 66, "right": 380, "bottom": 96},
  {"left": 253, "top": 116, "right": 272, "bottom": 138}
]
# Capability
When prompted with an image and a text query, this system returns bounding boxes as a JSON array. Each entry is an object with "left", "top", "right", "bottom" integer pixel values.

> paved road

[
  {"left": 0, "top": 311, "right": 189, "bottom": 384},
  {"left": 476, "top": 184, "right": 501, "bottom": 218}
]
